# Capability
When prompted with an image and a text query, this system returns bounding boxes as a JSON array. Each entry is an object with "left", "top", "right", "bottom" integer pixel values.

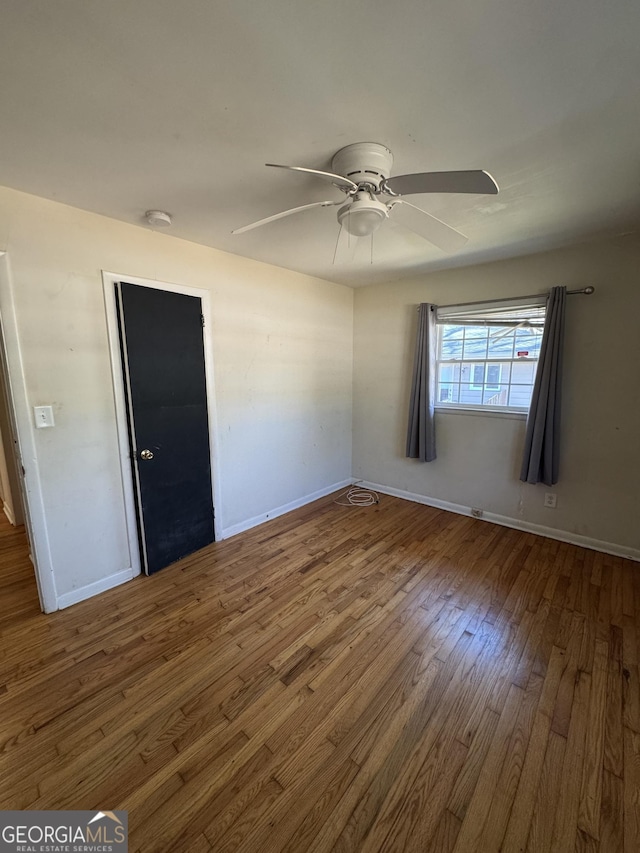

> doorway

[
  {"left": 0, "top": 349, "right": 24, "bottom": 528},
  {"left": 0, "top": 251, "right": 55, "bottom": 611},
  {"left": 104, "top": 273, "right": 220, "bottom": 576}
]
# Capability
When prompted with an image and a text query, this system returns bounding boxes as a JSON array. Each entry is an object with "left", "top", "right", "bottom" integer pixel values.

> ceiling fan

[{"left": 232, "top": 142, "right": 499, "bottom": 259}]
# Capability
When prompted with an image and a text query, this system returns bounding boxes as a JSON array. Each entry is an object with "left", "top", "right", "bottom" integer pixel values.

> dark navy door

[{"left": 116, "top": 282, "right": 215, "bottom": 574}]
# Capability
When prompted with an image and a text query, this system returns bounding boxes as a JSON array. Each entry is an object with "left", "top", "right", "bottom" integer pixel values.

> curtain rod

[{"left": 427, "top": 286, "right": 594, "bottom": 311}]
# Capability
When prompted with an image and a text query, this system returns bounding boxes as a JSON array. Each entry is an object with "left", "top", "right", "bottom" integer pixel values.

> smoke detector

[{"left": 145, "top": 210, "right": 172, "bottom": 227}]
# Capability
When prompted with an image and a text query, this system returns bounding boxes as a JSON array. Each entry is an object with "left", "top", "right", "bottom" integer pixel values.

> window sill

[{"left": 435, "top": 406, "right": 527, "bottom": 421}]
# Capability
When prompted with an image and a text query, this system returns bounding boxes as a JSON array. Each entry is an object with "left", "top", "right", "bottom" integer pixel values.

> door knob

[{"left": 140, "top": 449, "right": 154, "bottom": 460}]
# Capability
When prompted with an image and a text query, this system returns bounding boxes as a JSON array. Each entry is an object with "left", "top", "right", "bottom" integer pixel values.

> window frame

[{"left": 434, "top": 297, "right": 546, "bottom": 416}]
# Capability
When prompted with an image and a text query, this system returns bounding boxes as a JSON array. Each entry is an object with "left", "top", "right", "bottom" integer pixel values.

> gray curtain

[
  {"left": 520, "top": 286, "right": 566, "bottom": 485},
  {"left": 406, "top": 303, "right": 437, "bottom": 462}
]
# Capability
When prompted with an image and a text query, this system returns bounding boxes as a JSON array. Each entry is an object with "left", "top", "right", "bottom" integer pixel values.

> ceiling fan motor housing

[{"left": 331, "top": 142, "right": 393, "bottom": 191}]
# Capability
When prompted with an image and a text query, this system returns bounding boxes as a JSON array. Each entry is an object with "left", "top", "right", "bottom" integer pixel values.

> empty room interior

[{"left": 0, "top": 2, "right": 639, "bottom": 851}]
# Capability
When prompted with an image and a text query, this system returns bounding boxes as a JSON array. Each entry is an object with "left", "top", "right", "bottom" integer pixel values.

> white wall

[
  {"left": 0, "top": 186, "right": 353, "bottom": 607},
  {"left": 353, "top": 235, "right": 640, "bottom": 558}
]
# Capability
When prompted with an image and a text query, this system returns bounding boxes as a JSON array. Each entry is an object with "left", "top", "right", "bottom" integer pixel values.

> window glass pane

[
  {"left": 498, "top": 362, "right": 512, "bottom": 383},
  {"left": 472, "top": 365, "right": 484, "bottom": 387},
  {"left": 438, "top": 363, "right": 462, "bottom": 383},
  {"left": 439, "top": 364, "right": 454, "bottom": 382},
  {"left": 511, "top": 361, "right": 536, "bottom": 383},
  {"left": 465, "top": 326, "right": 488, "bottom": 338},
  {"left": 515, "top": 327, "right": 542, "bottom": 358},
  {"left": 459, "top": 383, "right": 482, "bottom": 405},
  {"left": 443, "top": 324, "right": 464, "bottom": 339},
  {"left": 483, "top": 387, "right": 509, "bottom": 405},
  {"left": 440, "top": 325, "right": 464, "bottom": 359},
  {"left": 438, "top": 383, "right": 460, "bottom": 403},
  {"left": 487, "top": 327, "right": 516, "bottom": 359},
  {"left": 463, "top": 330, "right": 488, "bottom": 360},
  {"left": 486, "top": 364, "right": 501, "bottom": 388},
  {"left": 508, "top": 384, "right": 534, "bottom": 408},
  {"left": 441, "top": 336, "right": 463, "bottom": 359}
]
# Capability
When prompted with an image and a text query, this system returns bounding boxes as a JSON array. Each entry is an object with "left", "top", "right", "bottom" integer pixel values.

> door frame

[
  {"left": 0, "top": 251, "right": 57, "bottom": 612},
  {"left": 102, "top": 271, "right": 223, "bottom": 576}
]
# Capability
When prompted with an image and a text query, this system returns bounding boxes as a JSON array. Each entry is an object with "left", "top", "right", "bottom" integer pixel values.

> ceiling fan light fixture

[{"left": 337, "top": 195, "right": 388, "bottom": 237}]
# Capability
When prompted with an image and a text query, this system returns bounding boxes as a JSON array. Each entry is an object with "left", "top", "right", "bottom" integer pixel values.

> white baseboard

[
  {"left": 358, "top": 481, "right": 640, "bottom": 563},
  {"left": 221, "top": 479, "right": 353, "bottom": 540},
  {"left": 56, "top": 480, "right": 351, "bottom": 607},
  {"left": 56, "top": 567, "right": 137, "bottom": 610},
  {"left": 3, "top": 501, "right": 15, "bottom": 526}
]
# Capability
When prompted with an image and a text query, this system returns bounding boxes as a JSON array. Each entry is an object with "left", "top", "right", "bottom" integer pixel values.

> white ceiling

[{"left": 1, "top": 0, "right": 639, "bottom": 286}]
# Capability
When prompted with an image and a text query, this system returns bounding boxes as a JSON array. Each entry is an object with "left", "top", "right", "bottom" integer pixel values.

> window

[{"left": 435, "top": 297, "right": 546, "bottom": 413}]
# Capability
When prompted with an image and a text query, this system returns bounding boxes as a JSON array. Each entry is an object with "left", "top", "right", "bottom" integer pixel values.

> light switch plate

[{"left": 34, "top": 405, "right": 55, "bottom": 428}]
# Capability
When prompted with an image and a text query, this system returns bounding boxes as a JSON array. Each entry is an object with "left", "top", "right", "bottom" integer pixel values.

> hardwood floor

[
  {"left": 0, "top": 493, "right": 638, "bottom": 851},
  {"left": 0, "top": 512, "right": 39, "bottom": 627}
]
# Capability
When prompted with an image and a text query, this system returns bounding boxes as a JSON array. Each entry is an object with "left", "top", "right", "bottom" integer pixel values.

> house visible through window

[
  {"left": 435, "top": 297, "right": 546, "bottom": 412},
  {"left": 470, "top": 363, "right": 501, "bottom": 390}
]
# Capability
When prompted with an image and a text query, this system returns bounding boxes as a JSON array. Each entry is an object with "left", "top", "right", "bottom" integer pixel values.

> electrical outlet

[
  {"left": 544, "top": 493, "right": 557, "bottom": 508},
  {"left": 471, "top": 507, "right": 483, "bottom": 518}
]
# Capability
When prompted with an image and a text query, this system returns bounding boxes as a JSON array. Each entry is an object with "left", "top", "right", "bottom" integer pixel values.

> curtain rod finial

[{"left": 584, "top": 286, "right": 595, "bottom": 295}]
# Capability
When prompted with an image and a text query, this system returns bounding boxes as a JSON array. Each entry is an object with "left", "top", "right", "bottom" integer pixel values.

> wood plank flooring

[
  {"left": 0, "top": 493, "right": 638, "bottom": 851},
  {"left": 0, "top": 512, "right": 39, "bottom": 627}
]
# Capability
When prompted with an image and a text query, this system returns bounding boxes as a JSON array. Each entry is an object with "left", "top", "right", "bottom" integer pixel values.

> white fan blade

[
  {"left": 232, "top": 200, "right": 340, "bottom": 234},
  {"left": 332, "top": 224, "right": 360, "bottom": 265},
  {"left": 266, "top": 163, "right": 358, "bottom": 193},
  {"left": 384, "top": 169, "right": 498, "bottom": 196},
  {"left": 389, "top": 199, "right": 468, "bottom": 253}
]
